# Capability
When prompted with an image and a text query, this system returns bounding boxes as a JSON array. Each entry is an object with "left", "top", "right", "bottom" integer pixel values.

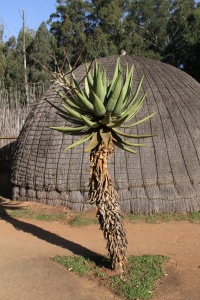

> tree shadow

[{"left": 0, "top": 201, "right": 110, "bottom": 269}]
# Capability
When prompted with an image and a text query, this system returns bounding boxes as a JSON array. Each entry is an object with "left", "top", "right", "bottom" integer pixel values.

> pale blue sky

[{"left": 0, "top": 0, "right": 57, "bottom": 40}]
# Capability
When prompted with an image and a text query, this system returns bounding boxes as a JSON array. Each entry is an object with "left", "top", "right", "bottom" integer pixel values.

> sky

[{"left": 0, "top": 0, "right": 57, "bottom": 41}]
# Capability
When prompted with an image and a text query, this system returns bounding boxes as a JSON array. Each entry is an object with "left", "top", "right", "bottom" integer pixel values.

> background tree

[
  {"left": 48, "top": 0, "right": 128, "bottom": 63},
  {"left": 164, "top": 0, "right": 200, "bottom": 81},
  {"left": 27, "top": 22, "right": 57, "bottom": 83},
  {"left": 0, "top": 23, "right": 4, "bottom": 43},
  {"left": 0, "top": 24, "right": 6, "bottom": 79},
  {"left": 183, "top": 8, "right": 200, "bottom": 81},
  {"left": 48, "top": 0, "right": 88, "bottom": 65},
  {"left": 48, "top": 0, "right": 173, "bottom": 62},
  {"left": 125, "top": 0, "right": 172, "bottom": 59},
  {"left": 3, "top": 29, "right": 33, "bottom": 88},
  {"left": 85, "top": 0, "right": 126, "bottom": 58},
  {"left": 120, "top": 11, "right": 145, "bottom": 56}
]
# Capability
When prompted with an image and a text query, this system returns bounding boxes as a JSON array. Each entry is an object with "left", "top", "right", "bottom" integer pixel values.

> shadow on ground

[
  {"left": 0, "top": 165, "right": 110, "bottom": 268},
  {"left": 0, "top": 200, "right": 110, "bottom": 269}
]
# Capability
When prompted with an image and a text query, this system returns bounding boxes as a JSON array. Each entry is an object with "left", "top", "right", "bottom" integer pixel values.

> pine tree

[
  {"left": 49, "top": 0, "right": 128, "bottom": 63},
  {"left": 85, "top": 0, "right": 126, "bottom": 58},
  {"left": 48, "top": 0, "right": 88, "bottom": 65},
  {"left": 27, "top": 22, "right": 57, "bottom": 83}
]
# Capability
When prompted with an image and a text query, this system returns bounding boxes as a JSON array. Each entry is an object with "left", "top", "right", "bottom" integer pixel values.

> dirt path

[{"left": 0, "top": 202, "right": 200, "bottom": 300}]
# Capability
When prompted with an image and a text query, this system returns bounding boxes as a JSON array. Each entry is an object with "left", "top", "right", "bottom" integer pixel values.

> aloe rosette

[{"left": 50, "top": 58, "right": 156, "bottom": 153}]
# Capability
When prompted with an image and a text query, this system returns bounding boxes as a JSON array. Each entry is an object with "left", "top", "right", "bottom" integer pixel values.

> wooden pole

[{"left": 22, "top": 9, "right": 29, "bottom": 105}]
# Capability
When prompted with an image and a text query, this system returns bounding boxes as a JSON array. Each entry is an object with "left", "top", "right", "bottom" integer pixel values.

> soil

[
  {"left": 0, "top": 199, "right": 200, "bottom": 300},
  {"left": 0, "top": 169, "right": 200, "bottom": 300}
]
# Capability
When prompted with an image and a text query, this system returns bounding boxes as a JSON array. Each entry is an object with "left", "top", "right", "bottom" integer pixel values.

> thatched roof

[{"left": 11, "top": 55, "right": 200, "bottom": 213}]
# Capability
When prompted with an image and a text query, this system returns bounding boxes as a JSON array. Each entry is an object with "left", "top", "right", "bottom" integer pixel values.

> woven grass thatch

[{"left": 10, "top": 55, "right": 200, "bottom": 213}]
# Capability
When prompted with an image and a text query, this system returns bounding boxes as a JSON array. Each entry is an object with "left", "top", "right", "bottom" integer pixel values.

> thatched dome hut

[{"left": 11, "top": 55, "right": 200, "bottom": 213}]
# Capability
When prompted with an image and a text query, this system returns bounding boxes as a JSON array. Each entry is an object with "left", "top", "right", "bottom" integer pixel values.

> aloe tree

[{"left": 50, "top": 58, "right": 155, "bottom": 273}]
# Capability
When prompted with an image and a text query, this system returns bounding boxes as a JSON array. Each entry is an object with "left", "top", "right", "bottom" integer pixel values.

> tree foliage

[
  {"left": 48, "top": 0, "right": 88, "bottom": 64},
  {"left": 27, "top": 22, "right": 57, "bottom": 83},
  {"left": 164, "top": 0, "right": 200, "bottom": 81},
  {"left": 125, "top": 0, "right": 173, "bottom": 58}
]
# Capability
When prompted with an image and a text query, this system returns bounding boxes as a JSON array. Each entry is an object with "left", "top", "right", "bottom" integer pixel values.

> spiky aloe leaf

[
  {"left": 84, "top": 131, "right": 101, "bottom": 152},
  {"left": 113, "top": 140, "right": 137, "bottom": 154},
  {"left": 53, "top": 87, "right": 80, "bottom": 110},
  {"left": 57, "top": 113, "right": 84, "bottom": 125},
  {"left": 116, "top": 92, "right": 147, "bottom": 123},
  {"left": 85, "top": 62, "right": 93, "bottom": 88},
  {"left": 112, "top": 131, "right": 146, "bottom": 147},
  {"left": 123, "top": 92, "right": 147, "bottom": 123},
  {"left": 100, "top": 128, "right": 112, "bottom": 147},
  {"left": 61, "top": 104, "right": 83, "bottom": 121},
  {"left": 123, "top": 76, "right": 144, "bottom": 111},
  {"left": 46, "top": 100, "right": 82, "bottom": 125},
  {"left": 81, "top": 115, "right": 100, "bottom": 128},
  {"left": 84, "top": 76, "right": 90, "bottom": 98},
  {"left": 65, "top": 133, "right": 94, "bottom": 150},
  {"left": 112, "top": 128, "right": 154, "bottom": 139},
  {"left": 107, "top": 115, "right": 129, "bottom": 128},
  {"left": 112, "top": 65, "right": 133, "bottom": 116},
  {"left": 102, "top": 67, "right": 107, "bottom": 90},
  {"left": 107, "top": 58, "right": 120, "bottom": 98},
  {"left": 121, "top": 112, "right": 157, "bottom": 128},
  {"left": 100, "top": 113, "right": 112, "bottom": 125},
  {"left": 91, "top": 91, "right": 107, "bottom": 116},
  {"left": 50, "top": 125, "right": 88, "bottom": 134},
  {"left": 93, "top": 61, "right": 106, "bottom": 102},
  {"left": 72, "top": 88, "right": 94, "bottom": 112},
  {"left": 70, "top": 72, "right": 81, "bottom": 92},
  {"left": 106, "top": 71, "right": 122, "bottom": 113}
]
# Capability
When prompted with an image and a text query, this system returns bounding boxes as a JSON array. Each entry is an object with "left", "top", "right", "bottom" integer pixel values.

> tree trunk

[{"left": 87, "top": 140, "right": 128, "bottom": 273}]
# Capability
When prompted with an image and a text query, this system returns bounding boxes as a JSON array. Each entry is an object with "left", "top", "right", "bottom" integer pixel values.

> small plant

[
  {"left": 94, "top": 266, "right": 105, "bottom": 279},
  {"left": 52, "top": 255, "right": 93, "bottom": 276},
  {"left": 52, "top": 254, "right": 168, "bottom": 300},
  {"left": 110, "top": 255, "right": 168, "bottom": 299}
]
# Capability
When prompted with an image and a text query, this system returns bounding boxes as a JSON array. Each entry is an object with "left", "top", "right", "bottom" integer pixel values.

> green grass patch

[
  {"left": 52, "top": 255, "right": 93, "bottom": 276},
  {"left": 52, "top": 254, "right": 168, "bottom": 299},
  {"left": 69, "top": 213, "right": 98, "bottom": 226},
  {"left": 33, "top": 213, "right": 60, "bottom": 221},
  {"left": 126, "top": 212, "right": 200, "bottom": 224},
  {"left": 110, "top": 255, "right": 168, "bottom": 299},
  {"left": 7, "top": 209, "right": 66, "bottom": 222},
  {"left": 3, "top": 198, "right": 200, "bottom": 225},
  {"left": 8, "top": 209, "right": 32, "bottom": 218}
]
